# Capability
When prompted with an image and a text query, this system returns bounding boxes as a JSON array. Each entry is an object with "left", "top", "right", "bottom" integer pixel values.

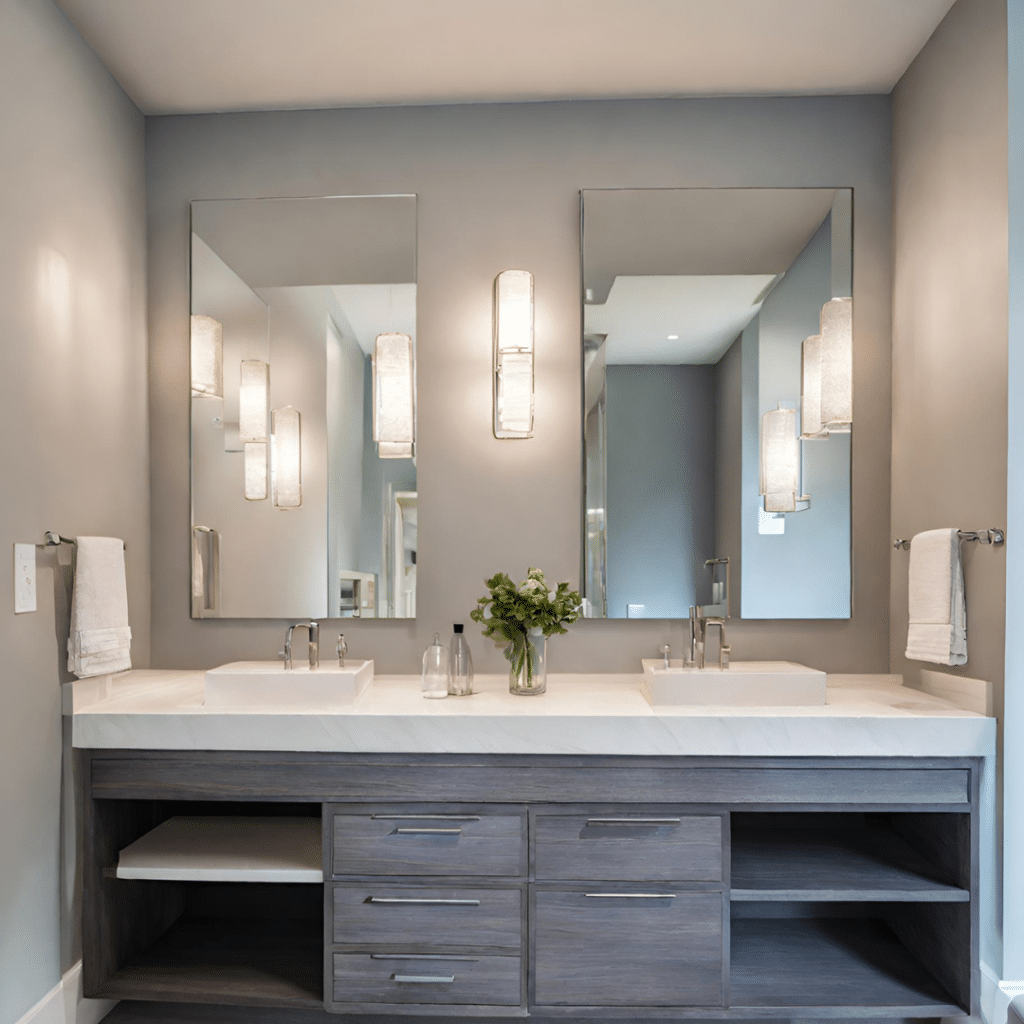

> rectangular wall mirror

[
  {"left": 190, "top": 194, "right": 417, "bottom": 619},
  {"left": 582, "top": 188, "right": 852, "bottom": 620}
]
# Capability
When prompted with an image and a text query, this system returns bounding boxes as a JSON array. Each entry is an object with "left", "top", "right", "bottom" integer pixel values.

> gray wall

[
  {"left": 605, "top": 364, "right": 717, "bottom": 619},
  {"left": 0, "top": 1, "right": 148, "bottom": 1020},
  {"left": 1006, "top": 0, "right": 1024, "bottom": 988},
  {"left": 147, "top": 96, "right": 892, "bottom": 674},
  {"left": 890, "top": 0, "right": 1008, "bottom": 980}
]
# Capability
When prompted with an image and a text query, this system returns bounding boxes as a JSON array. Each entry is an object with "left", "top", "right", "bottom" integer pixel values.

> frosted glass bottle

[
  {"left": 421, "top": 633, "right": 449, "bottom": 699},
  {"left": 448, "top": 623, "right": 474, "bottom": 696}
]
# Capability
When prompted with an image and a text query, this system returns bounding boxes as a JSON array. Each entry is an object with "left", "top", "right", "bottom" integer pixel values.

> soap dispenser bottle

[
  {"left": 448, "top": 624, "right": 474, "bottom": 696},
  {"left": 421, "top": 633, "right": 449, "bottom": 699}
]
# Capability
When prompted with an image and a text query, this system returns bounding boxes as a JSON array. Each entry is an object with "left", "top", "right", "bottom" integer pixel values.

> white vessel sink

[
  {"left": 641, "top": 659, "right": 827, "bottom": 707},
  {"left": 205, "top": 660, "right": 374, "bottom": 708}
]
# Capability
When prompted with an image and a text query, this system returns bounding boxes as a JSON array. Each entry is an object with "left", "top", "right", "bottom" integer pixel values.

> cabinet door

[
  {"left": 533, "top": 890, "right": 723, "bottom": 1006},
  {"left": 534, "top": 812, "right": 723, "bottom": 881}
]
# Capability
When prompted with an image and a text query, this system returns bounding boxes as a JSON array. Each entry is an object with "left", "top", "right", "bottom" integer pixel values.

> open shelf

[
  {"left": 730, "top": 916, "right": 961, "bottom": 1013},
  {"left": 731, "top": 825, "right": 968, "bottom": 901},
  {"left": 116, "top": 816, "right": 322, "bottom": 883},
  {"left": 93, "top": 914, "right": 323, "bottom": 1008}
]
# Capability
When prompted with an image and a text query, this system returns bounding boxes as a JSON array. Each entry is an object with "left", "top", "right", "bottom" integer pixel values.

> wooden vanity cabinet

[{"left": 81, "top": 752, "right": 980, "bottom": 1023}]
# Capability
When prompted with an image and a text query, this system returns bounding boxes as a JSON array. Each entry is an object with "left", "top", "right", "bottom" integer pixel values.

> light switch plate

[{"left": 14, "top": 543, "right": 36, "bottom": 613}]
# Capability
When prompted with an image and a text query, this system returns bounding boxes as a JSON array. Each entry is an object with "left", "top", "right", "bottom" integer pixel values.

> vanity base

[{"left": 82, "top": 752, "right": 980, "bottom": 1021}]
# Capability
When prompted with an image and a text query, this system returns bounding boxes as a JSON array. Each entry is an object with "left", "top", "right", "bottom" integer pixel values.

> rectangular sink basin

[
  {"left": 205, "top": 660, "right": 374, "bottom": 708},
  {"left": 641, "top": 659, "right": 826, "bottom": 707}
]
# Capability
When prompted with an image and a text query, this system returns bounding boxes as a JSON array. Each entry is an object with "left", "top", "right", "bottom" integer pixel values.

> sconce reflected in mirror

[
  {"left": 190, "top": 314, "right": 223, "bottom": 398},
  {"left": 272, "top": 406, "right": 302, "bottom": 509},
  {"left": 239, "top": 359, "right": 269, "bottom": 500},
  {"left": 373, "top": 331, "right": 415, "bottom": 459},
  {"left": 760, "top": 406, "right": 809, "bottom": 513},
  {"left": 802, "top": 297, "right": 853, "bottom": 438},
  {"left": 493, "top": 269, "right": 534, "bottom": 438}
]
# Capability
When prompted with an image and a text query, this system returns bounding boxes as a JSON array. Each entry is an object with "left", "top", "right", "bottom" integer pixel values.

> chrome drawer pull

[
  {"left": 392, "top": 975, "right": 456, "bottom": 984},
  {"left": 585, "top": 818, "right": 682, "bottom": 826},
  {"left": 394, "top": 827, "right": 462, "bottom": 835},
  {"left": 365, "top": 897, "right": 481, "bottom": 906},
  {"left": 371, "top": 814, "right": 481, "bottom": 821},
  {"left": 584, "top": 892, "right": 676, "bottom": 899},
  {"left": 371, "top": 954, "right": 479, "bottom": 962}
]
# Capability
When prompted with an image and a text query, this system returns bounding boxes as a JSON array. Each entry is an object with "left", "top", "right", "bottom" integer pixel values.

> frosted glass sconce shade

[
  {"left": 373, "top": 332, "right": 415, "bottom": 459},
  {"left": 272, "top": 406, "right": 301, "bottom": 508},
  {"left": 190, "top": 314, "right": 223, "bottom": 397},
  {"left": 800, "top": 334, "right": 828, "bottom": 439},
  {"left": 760, "top": 407, "right": 801, "bottom": 513},
  {"left": 819, "top": 297, "right": 852, "bottom": 433},
  {"left": 493, "top": 269, "right": 534, "bottom": 438},
  {"left": 239, "top": 360, "right": 269, "bottom": 443},
  {"left": 244, "top": 442, "right": 268, "bottom": 501}
]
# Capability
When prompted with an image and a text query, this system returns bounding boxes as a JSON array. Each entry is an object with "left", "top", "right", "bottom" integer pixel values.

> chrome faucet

[
  {"left": 284, "top": 620, "right": 319, "bottom": 670},
  {"left": 336, "top": 633, "right": 347, "bottom": 667},
  {"left": 686, "top": 557, "right": 732, "bottom": 671},
  {"left": 659, "top": 643, "right": 671, "bottom": 669}
]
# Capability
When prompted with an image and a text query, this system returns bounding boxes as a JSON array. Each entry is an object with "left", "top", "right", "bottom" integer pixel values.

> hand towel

[
  {"left": 905, "top": 528, "right": 967, "bottom": 666},
  {"left": 67, "top": 536, "right": 131, "bottom": 677}
]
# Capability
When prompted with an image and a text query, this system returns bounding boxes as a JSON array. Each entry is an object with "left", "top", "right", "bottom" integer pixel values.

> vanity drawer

[
  {"left": 332, "top": 953, "right": 522, "bottom": 1006},
  {"left": 332, "top": 808, "right": 525, "bottom": 877},
  {"left": 533, "top": 889, "right": 724, "bottom": 1006},
  {"left": 332, "top": 884, "right": 522, "bottom": 949},
  {"left": 533, "top": 812, "right": 723, "bottom": 881}
]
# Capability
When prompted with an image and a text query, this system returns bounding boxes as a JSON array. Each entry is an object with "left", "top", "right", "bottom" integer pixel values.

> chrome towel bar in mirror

[{"left": 893, "top": 529, "right": 1005, "bottom": 550}]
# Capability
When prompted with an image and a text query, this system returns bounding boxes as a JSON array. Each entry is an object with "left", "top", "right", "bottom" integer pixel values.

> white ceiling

[
  {"left": 55, "top": 0, "right": 956, "bottom": 116},
  {"left": 587, "top": 275, "right": 777, "bottom": 365}
]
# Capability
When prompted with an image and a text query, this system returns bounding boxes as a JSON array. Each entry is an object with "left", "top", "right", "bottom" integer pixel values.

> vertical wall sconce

[
  {"left": 819, "top": 297, "right": 853, "bottom": 433},
  {"left": 239, "top": 360, "right": 269, "bottom": 501},
  {"left": 493, "top": 269, "right": 534, "bottom": 438},
  {"left": 373, "top": 332, "right": 415, "bottom": 459},
  {"left": 190, "top": 314, "right": 223, "bottom": 397},
  {"left": 760, "top": 406, "right": 809, "bottom": 513},
  {"left": 272, "top": 406, "right": 302, "bottom": 509},
  {"left": 802, "top": 298, "right": 853, "bottom": 438}
]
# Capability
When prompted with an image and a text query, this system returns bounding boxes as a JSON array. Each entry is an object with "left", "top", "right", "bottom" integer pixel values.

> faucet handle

[
  {"left": 658, "top": 643, "right": 671, "bottom": 668},
  {"left": 337, "top": 633, "right": 347, "bottom": 667}
]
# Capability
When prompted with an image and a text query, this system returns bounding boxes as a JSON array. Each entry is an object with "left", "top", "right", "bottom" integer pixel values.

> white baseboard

[
  {"left": 981, "top": 960, "right": 1024, "bottom": 1024},
  {"left": 15, "top": 963, "right": 117, "bottom": 1024}
]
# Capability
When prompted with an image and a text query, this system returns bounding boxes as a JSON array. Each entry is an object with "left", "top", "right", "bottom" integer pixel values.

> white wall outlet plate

[{"left": 14, "top": 543, "right": 36, "bottom": 613}]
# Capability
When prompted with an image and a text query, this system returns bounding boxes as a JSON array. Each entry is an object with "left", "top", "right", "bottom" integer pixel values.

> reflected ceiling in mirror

[
  {"left": 582, "top": 188, "right": 852, "bottom": 621},
  {"left": 190, "top": 195, "right": 417, "bottom": 619}
]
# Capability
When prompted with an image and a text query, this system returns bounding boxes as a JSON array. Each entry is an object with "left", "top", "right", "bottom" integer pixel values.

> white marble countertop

[{"left": 66, "top": 669, "right": 995, "bottom": 758}]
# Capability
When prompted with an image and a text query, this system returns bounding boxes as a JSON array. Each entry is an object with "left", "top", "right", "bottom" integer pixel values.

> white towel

[
  {"left": 67, "top": 536, "right": 132, "bottom": 678},
  {"left": 905, "top": 528, "right": 967, "bottom": 666}
]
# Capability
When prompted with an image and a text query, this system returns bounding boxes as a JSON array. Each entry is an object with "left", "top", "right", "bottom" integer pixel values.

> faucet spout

[{"left": 284, "top": 621, "right": 319, "bottom": 670}]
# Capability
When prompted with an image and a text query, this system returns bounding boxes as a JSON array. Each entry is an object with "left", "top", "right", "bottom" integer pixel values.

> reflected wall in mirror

[
  {"left": 582, "top": 188, "right": 852, "bottom": 621},
  {"left": 190, "top": 195, "right": 417, "bottom": 619}
]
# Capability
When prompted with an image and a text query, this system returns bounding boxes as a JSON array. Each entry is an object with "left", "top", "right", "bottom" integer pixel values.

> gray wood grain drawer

[
  {"left": 332, "top": 884, "right": 522, "bottom": 949},
  {"left": 332, "top": 953, "right": 521, "bottom": 1006},
  {"left": 332, "top": 810, "right": 525, "bottom": 877},
  {"left": 533, "top": 889, "right": 724, "bottom": 1006},
  {"left": 534, "top": 812, "right": 723, "bottom": 881}
]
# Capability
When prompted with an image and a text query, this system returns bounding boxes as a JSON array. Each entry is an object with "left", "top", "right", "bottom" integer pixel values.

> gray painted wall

[
  {"left": 147, "top": 97, "right": 892, "bottom": 674},
  {"left": 605, "top": 364, "right": 717, "bottom": 619},
  {"left": 0, "top": 1, "right": 148, "bottom": 1020},
  {"left": 890, "top": 0, "right": 1008, "bottom": 977},
  {"left": 1006, "top": 0, "right": 1023, "bottom": 987}
]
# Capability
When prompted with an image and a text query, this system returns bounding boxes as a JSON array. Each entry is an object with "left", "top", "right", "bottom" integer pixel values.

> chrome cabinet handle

[
  {"left": 585, "top": 818, "right": 682, "bottom": 826},
  {"left": 394, "top": 827, "right": 462, "bottom": 835},
  {"left": 371, "top": 814, "right": 481, "bottom": 821},
  {"left": 583, "top": 892, "right": 676, "bottom": 899},
  {"left": 365, "top": 897, "right": 481, "bottom": 906},
  {"left": 371, "top": 954, "right": 479, "bottom": 962},
  {"left": 392, "top": 975, "right": 456, "bottom": 984}
]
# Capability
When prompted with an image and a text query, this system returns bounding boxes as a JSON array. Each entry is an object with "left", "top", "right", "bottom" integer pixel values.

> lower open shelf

[
  {"left": 730, "top": 916, "right": 962, "bottom": 1014},
  {"left": 94, "top": 913, "right": 323, "bottom": 1008}
]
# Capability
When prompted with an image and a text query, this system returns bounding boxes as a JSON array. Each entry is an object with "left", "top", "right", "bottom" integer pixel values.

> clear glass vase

[{"left": 509, "top": 629, "right": 547, "bottom": 696}]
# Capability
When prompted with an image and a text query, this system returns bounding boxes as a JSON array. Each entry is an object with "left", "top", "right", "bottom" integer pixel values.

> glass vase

[{"left": 509, "top": 630, "right": 547, "bottom": 696}]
